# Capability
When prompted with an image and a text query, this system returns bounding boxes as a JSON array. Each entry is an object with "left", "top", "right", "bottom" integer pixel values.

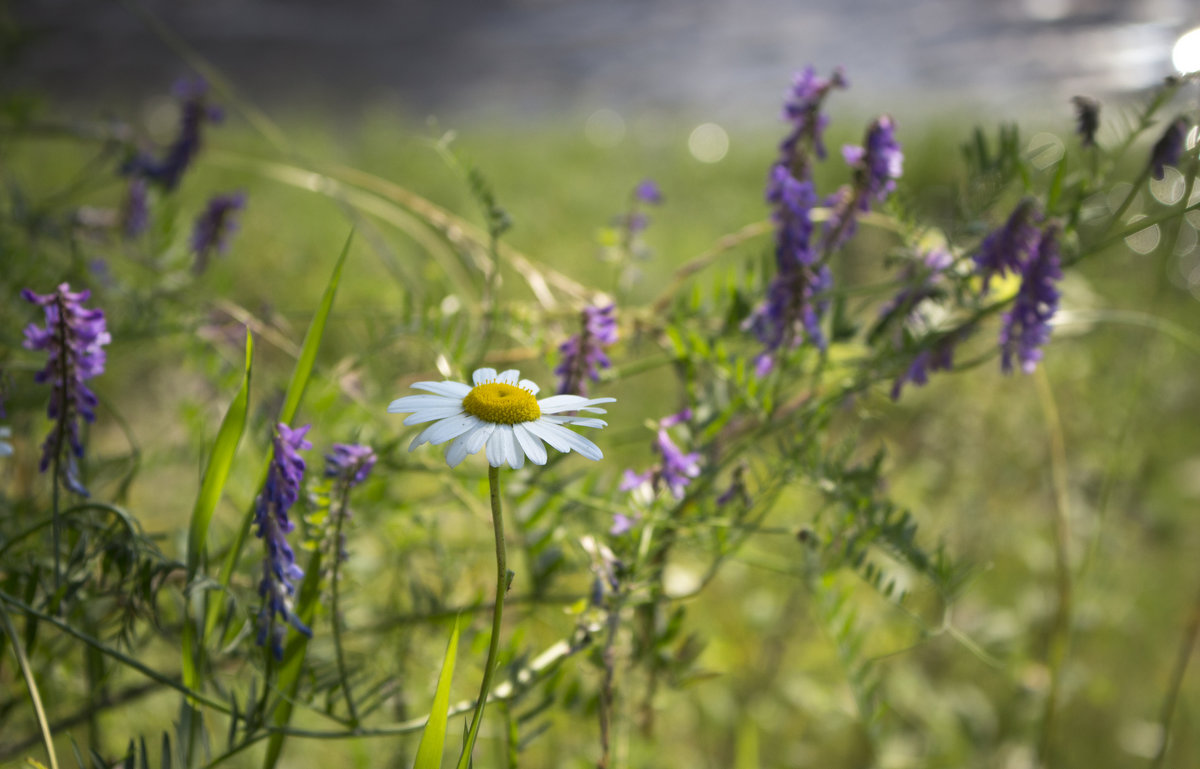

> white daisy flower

[{"left": 387, "top": 367, "right": 614, "bottom": 469}]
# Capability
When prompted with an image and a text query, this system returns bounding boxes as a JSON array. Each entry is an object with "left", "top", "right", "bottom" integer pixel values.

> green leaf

[
  {"left": 204, "top": 229, "right": 354, "bottom": 644},
  {"left": 182, "top": 330, "right": 252, "bottom": 706},
  {"left": 185, "top": 331, "right": 253, "bottom": 580},
  {"left": 413, "top": 617, "right": 463, "bottom": 769}
]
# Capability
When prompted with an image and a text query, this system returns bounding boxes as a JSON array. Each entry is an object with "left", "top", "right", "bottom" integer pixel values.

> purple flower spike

[
  {"left": 22, "top": 284, "right": 112, "bottom": 495},
  {"left": 822, "top": 115, "right": 904, "bottom": 252},
  {"left": 325, "top": 443, "right": 377, "bottom": 488},
  {"left": 1150, "top": 117, "right": 1189, "bottom": 181},
  {"left": 1000, "top": 223, "right": 1063, "bottom": 374},
  {"left": 255, "top": 423, "right": 314, "bottom": 660},
  {"left": 974, "top": 199, "right": 1043, "bottom": 293},
  {"left": 127, "top": 77, "right": 223, "bottom": 191},
  {"left": 123, "top": 177, "right": 150, "bottom": 238},
  {"left": 556, "top": 304, "right": 618, "bottom": 395},
  {"left": 778, "top": 66, "right": 848, "bottom": 177},
  {"left": 190, "top": 191, "right": 246, "bottom": 273}
]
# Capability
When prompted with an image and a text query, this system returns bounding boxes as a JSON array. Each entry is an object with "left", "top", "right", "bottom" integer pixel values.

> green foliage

[{"left": 1, "top": 21, "right": 1200, "bottom": 769}]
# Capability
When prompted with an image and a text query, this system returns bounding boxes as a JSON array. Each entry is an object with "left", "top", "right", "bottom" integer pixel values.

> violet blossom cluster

[
  {"left": 747, "top": 68, "right": 905, "bottom": 376},
  {"left": 999, "top": 223, "right": 1063, "bottom": 374},
  {"left": 325, "top": 443, "right": 377, "bottom": 489},
  {"left": 255, "top": 423, "right": 314, "bottom": 660},
  {"left": 121, "top": 77, "right": 225, "bottom": 238},
  {"left": 821, "top": 115, "right": 904, "bottom": 252},
  {"left": 22, "top": 284, "right": 112, "bottom": 495},
  {"left": 974, "top": 199, "right": 1043, "bottom": 293},
  {"left": 969, "top": 199, "right": 1064, "bottom": 374},
  {"left": 556, "top": 304, "right": 618, "bottom": 395},
  {"left": 1149, "top": 116, "right": 1188, "bottom": 181},
  {"left": 617, "top": 409, "right": 702, "bottom": 533},
  {"left": 877, "top": 248, "right": 966, "bottom": 399},
  {"left": 190, "top": 191, "right": 246, "bottom": 273}
]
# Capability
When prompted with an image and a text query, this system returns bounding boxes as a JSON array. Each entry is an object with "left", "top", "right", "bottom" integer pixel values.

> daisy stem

[{"left": 457, "top": 465, "right": 508, "bottom": 768}]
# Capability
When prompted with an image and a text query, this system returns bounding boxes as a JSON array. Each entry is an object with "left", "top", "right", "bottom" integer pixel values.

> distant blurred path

[{"left": 14, "top": 0, "right": 1199, "bottom": 124}]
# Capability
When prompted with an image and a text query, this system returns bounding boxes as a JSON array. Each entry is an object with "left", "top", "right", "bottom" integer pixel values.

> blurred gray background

[{"left": 13, "top": 0, "right": 1200, "bottom": 125}]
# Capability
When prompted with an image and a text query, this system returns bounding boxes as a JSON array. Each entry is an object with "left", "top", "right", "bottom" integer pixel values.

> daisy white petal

[
  {"left": 410, "top": 381, "right": 472, "bottom": 399},
  {"left": 512, "top": 423, "right": 548, "bottom": 465},
  {"left": 466, "top": 422, "right": 497, "bottom": 454},
  {"left": 446, "top": 432, "right": 474, "bottom": 467},
  {"left": 537, "top": 395, "right": 616, "bottom": 414},
  {"left": 523, "top": 419, "right": 576, "bottom": 454},
  {"left": 541, "top": 415, "right": 608, "bottom": 428},
  {"left": 472, "top": 368, "right": 498, "bottom": 385},
  {"left": 388, "top": 394, "right": 456, "bottom": 413},
  {"left": 403, "top": 405, "right": 466, "bottom": 425},
  {"left": 519, "top": 379, "right": 540, "bottom": 395},
  {"left": 411, "top": 415, "right": 480, "bottom": 450},
  {"left": 495, "top": 369, "right": 520, "bottom": 385},
  {"left": 537, "top": 421, "right": 603, "bottom": 460}
]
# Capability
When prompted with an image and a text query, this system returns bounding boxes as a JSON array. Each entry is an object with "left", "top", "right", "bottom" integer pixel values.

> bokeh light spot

[
  {"left": 1172, "top": 27, "right": 1200, "bottom": 73},
  {"left": 688, "top": 122, "right": 729, "bottom": 163},
  {"left": 585, "top": 109, "right": 626, "bottom": 147}
]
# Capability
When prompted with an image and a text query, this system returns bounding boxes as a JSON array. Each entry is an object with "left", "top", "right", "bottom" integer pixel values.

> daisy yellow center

[{"left": 462, "top": 382, "right": 541, "bottom": 425}]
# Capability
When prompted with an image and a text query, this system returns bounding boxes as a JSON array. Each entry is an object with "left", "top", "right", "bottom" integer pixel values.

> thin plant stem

[
  {"left": 1149, "top": 573, "right": 1200, "bottom": 769},
  {"left": 1034, "top": 369, "right": 1073, "bottom": 765},
  {"left": 0, "top": 603, "right": 60, "bottom": 769},
  {"left": 330, "top": 484, "right": 360, "bottom": 725},
  {"left": 456, "top": 465, "right": 508, "bottom": 769}
]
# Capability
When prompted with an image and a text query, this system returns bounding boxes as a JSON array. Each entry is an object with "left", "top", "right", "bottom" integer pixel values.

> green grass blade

[
  {"left": 0, "top": 603, "right": 59, "bottom": 769},
  {"left": 185, "top": 330, "right": 253, "bottom": 581},
  {"left": 414, "top": 617, "right": 462, "bottom": 769},
  {"left": 182, "top": 328, "right": 252, "bottom": 734},
  {"left": 204, "top": 230, "right": 354, "bottom": 644}
]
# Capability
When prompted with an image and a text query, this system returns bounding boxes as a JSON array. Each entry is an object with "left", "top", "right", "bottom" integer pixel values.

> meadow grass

[{"left": 2, "top": 85, "right": 1200, "bottom": 769}]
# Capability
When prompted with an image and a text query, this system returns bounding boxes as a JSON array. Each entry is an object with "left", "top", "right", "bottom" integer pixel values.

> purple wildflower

[
  {"left": 634, "top": 179, "right": 664, "bottom": 205},
  {"left": 746, "top": 71, "right": 847, "bottom": 375},
  {"left": 1150, "top": 117, "right": 1188, "bottom": 181},
  {"left": 556, "top": 304, "right": 618, "bottom": 395},
  {"left": 122, "top": 77, "right": 223, "bottom": 192},
  {"left": 999, "top": 223, "right": 1063, "bottom": 374},
  {"left": 122, "top": 177, "right": 150, "bottom": 238},
  {"left": 890, "top": 334, "right": 960, "bottom": 400},
  {"left": 974, "top": 199, "right": 1043, "bottom": 293},
  {"left": 255, "top": 423, "right": 314, "bottom": 660},
  {"left": 22, "top": 284, "right": 111, "bottom": 495},
  {"left": 151, "top": 77, "right": 224, "bottom": 190},
  {"left": 822, "top": 115, "right": 904, "bottom": 251},
  {"left": 747, "top": 169, "right": 829, "bottom": 374},
  {"left": 190, "top": 191, "right": 246, "bottom": 273},
  {"left": 616, "top": 178, "right": 664, "bottom": 246},
  {"left": 778, "top": 66, "right": 848, "bottom": 179},
  {"left": 1071, "top": 96, "right": 1100, "bottom": 148},
  {"left": 325, "top": 443, "right": 377, "bottom": 488},
  {"left": 609, "top": 511, "right": 639, "bottom": 536},
  {"left": 621, "top": 409, "right": 702, "bottom": 501}
]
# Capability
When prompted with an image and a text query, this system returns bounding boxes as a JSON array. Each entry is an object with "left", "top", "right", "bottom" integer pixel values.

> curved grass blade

[
  {"left": 178, "top": 331, "right": 252, "bottom": 763},
  {"left": 204, "top": 230, "right": 354, "bottom": 644},
  {"left": 414, "top": 617, "right": 462, "bottom": 769},
  {"left": 0, "top": 603, "right": 59, "bottom": 769}
]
